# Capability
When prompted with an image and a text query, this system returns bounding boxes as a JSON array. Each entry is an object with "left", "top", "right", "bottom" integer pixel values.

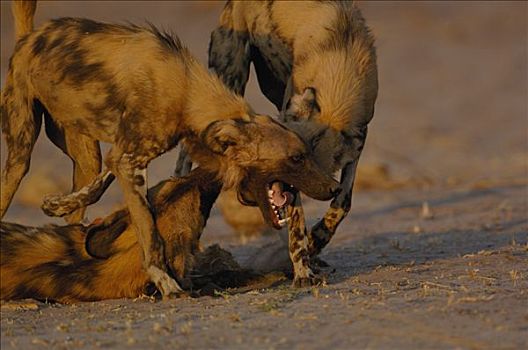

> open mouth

[{"left": 267, "top": 181, "right": 295, "bottom": 228}]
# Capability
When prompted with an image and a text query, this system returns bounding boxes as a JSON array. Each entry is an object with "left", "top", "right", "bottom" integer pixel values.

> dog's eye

[{"left": 290, "top": 154, "right": 305, "bottom": 164}]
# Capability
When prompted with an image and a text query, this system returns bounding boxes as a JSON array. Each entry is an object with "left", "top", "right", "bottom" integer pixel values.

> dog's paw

[
  {"left": 292, "top": 262, "right": 326, "bottom": 288},
  {"left": 292, "top": 275, "right": 323, "bottom": 288},
  {"left": 147, "top": 266, "right": 186, "bottom": 300},
  {"left": 41, "top": 193, "right": 72, "bottom": 217}
]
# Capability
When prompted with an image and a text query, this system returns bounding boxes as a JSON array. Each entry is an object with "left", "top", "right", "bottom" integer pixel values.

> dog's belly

[
  {"left": 33, "top": 82, "right": 121, "bottom": 142},
  {"left": 59, "top": 115, "right": 118, "bottom": 142},
  {"left": 42, "top": 101, "right": 119, "bottom": 143}
]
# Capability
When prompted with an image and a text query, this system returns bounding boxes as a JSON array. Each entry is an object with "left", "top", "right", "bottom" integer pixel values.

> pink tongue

[{"left": 271, "top": 182, "right": 294, "bottom": 207}]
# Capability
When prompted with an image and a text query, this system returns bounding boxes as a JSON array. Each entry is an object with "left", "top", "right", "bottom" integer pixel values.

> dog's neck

[
  {"left": 291, "top": 30, "right": 377, "bottom": 130},
  {"left": 182, "top": 59, "right": 252, "bottom": 133}
]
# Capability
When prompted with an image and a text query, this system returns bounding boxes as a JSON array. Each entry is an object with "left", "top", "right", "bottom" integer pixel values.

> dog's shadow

[
  {"left": 239, "top": 183, "right": 527, "bottom": 286},
  {"left": 324, "top": 218, "right": 526, "bottom": 285},
  {"left": 326, "top": 184, "right": 527, "bottom": 284}
]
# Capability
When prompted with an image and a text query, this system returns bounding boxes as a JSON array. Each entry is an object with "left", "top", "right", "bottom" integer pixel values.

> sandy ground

[{"left": 1, "top": 1, "right": 527, "bottom": 349}]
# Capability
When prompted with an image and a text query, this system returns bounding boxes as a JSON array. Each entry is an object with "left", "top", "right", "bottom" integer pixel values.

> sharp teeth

[{"left": 278, "top": 218, "right": 291, "bottom": 226}]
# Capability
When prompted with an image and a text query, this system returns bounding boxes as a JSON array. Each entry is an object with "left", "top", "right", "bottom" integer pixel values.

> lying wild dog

[
  {"left": 0, "top": 1, "right": 338, "bottom": 294},
  {"left": 0, "top": 167, "right": 280, "bottom": 303},
  {"left": 176, "top": 1, "right": 378, "bottom": 285}
]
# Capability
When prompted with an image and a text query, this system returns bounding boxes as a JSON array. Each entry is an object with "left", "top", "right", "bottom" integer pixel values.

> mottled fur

[
  {"left": 0, "top": 168, "right": 222, "bottom": 303},
  {"left": 1, "top": 1, "right": 338, "bottom": 296},
  {"left": 177, "top": 0, "right": 378, "bottom": 285}
]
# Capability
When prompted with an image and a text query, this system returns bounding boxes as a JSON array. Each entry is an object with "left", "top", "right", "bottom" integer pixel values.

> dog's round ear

[
  {"left": 200, "top": 120, "right": 241, "bottom": 154},
  {"left": 283, "top": 87, "right": 320, "bottom": 121},
  {"left": 85, "top": 211, "right": 129, "bottom": 259}
]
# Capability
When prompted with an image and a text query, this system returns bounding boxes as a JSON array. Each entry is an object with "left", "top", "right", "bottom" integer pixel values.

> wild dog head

[
  {"left": 188, "top": 114, "right": 339, "bottom": 229},
  {"left": 281, "top": 87, "right": 370, "bottom": 174}
]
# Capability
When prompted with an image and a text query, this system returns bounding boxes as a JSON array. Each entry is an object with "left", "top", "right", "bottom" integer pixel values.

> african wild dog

[
  {"left": 0, "top": 1, "right": 338, "bottom": 296},
  {"left": 0, "top": 166, "right": 301, "bottom": 303},
  {"left": 2, "top": 168, "right": 228, "bottom": 303},
  {"left": 176, "top": 0, "right": 378, "bottom": 286}
]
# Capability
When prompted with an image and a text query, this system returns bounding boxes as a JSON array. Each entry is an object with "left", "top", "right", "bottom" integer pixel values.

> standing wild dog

[
  {"left": 2, "top": 167, "right": 249, "bottom": 303},
  {"left": 1, "top": 1, "right": 338, "bottom": 296},
  {"left": 176, "top": 1, "right": 378, "bottom": 285}
]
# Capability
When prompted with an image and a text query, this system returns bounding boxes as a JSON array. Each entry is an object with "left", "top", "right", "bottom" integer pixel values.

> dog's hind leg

[
  {"left": 64, "top": 136, "right": 102, "bottom": 223},
  {"left": 41, "top": 170, "right": 115, "bottom": 218},
  {"left": 0, "top": 94, "right": 42, "bottom": 219},
  {"left": 43, "top": 115, "right": 102, "bottom": 223}
]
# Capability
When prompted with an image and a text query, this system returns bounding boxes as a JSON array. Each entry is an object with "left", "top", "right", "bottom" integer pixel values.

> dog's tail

[
  {"left": 0, "top": 221, "right": 82, "bottom": 302},
  {"left": 12, "top": 0, "right": 37, "bottom": 40},
  {"left": 0, "top": 219, "right": 147, "bottom": 303},
  {"left": 0, "top": 221, "right": 94, "bottom": 302}
]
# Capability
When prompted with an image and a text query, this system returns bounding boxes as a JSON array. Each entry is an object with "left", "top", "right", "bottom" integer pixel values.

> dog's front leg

[
  {"left": 308, "top": 161, "right": 358, "bottom": 256},
  {"left": 287, "top": 193, "right": 322, "bottom": 287},
  {"left": 109, "top": 149, "right": 183, "bottom": 299},
  {"left": 209, "top": 24, "right": 251, "bottom": 96}
]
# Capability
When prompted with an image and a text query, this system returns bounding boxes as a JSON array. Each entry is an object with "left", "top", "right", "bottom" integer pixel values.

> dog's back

[{"left": 6, "top": 16, "right": 193, "bottom": 140}]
